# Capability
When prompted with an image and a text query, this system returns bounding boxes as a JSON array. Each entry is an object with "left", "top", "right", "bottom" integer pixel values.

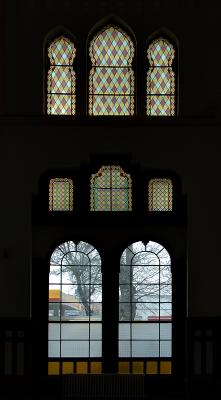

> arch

[
  {"left": 146, "top": 31, "right": 176, "bottom": 116},
  {"left": 45, "top": 29, "right": 77, "bottom": 115},
  {"left": 88, "top": 21, "right": 135, "bottom": 116},
  {"left": 148, "top": 178, "right": 173, "bottom": 211},
  {"left": 48, "top": 240, "right": 102, "bottom": 361},
  {"left": 90, "top": 165, "right": 132, "bottom": 211},
  {"left": 119, "top": 240, "right": 172, "bottom": 361}
]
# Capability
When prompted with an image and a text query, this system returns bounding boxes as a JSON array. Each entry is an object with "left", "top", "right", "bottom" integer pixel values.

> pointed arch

[
  {"left": 45, "top": 27, "right": 77, "bottom": 115},
  {"left": 146, "top": 30, "right": 177, "bottom": 116},
  {"left": 88, "top": 19, "right": 135, "bottom": 116}
]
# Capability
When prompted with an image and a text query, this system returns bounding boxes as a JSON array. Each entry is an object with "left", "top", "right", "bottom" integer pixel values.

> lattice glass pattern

[
  {"left": 90, "top": 166, "right": 132, "bottom": 211},
  {"left": 49, "top": 178, "right": 73, "bottom": 211},
  {"left": 147, "top": 38, "right": 175, "bottom": 116},
  {"left": 47, "top": 36, "right": 76, "bottom": 115},
  {"left": 148, "top": 179, "right": 172, "bottom": 211},
  {"left": 89, "top": 25, "right": 135, "bottom": 115},
  {"left": 119, "top": 241, "right": 172, "bottom": 359}
]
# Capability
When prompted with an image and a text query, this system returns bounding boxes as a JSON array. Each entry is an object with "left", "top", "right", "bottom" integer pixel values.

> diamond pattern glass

[
  {"left": 89, "top": 25, "right": 135, "bottom": 115},
  {"left": 147, "top": 38, "right": 175, "bottom": 116},
  {"left": 47, "top": 36, "right": 76, "bottom": 115},
  {"left": 90, "top": 165, "right": 132, "bottom": 211},
  {"left": 49, "top": 178, "right": 73, "bottom": 211},
  {"left": 148, "top": 179, "right": 173, "bottom": 211}
]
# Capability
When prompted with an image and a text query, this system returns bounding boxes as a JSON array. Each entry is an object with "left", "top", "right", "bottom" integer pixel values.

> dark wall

[{"left": 0, "top": 1, "right": 221, "bottom": 317}]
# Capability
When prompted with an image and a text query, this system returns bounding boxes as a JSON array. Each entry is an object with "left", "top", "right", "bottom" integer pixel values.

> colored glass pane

[
  {"left": 89, "top": 25, "right": 135, "bottom": 115},
  {"left": 147, "top": 38, "right": 175, "bottom": 116},
  {"left": 90, "top": 166, "right": 132, "bottom": 211},
  {"left": 47, "top": 36, "right": 76, "bottom": 115},
  {"left": 49, "top": 178, "right": 73, "bottom": 211},
  {"left": 148, "top": 179, "right": 173, "bottom": 211}
]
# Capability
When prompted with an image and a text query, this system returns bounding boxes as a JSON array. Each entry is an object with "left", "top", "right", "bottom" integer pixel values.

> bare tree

[
  {"left": 119, "top": 241, "right": 171, "bottom": 321},
  {"left": 50, "top": 241, "right": 102, "bottom": 316}
]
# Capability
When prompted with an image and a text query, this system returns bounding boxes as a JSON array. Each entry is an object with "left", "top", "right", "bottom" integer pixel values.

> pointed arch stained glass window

[
  {"left": 148, "top": 179, "right": 173, "bottom": 211},
  {"left": 90, "top": 166, "right": 132, "bottom": 211},
  {"left": 147, "top": 38, "right": 175, "bottom": 116},
  {"left": 49, "top": 178, "right": 73, "bottom": 211},
  {"left": 47, "top": 36, "right": 76, "bottom": 115},
  {"left": 89, "top": 25, "right": 135, "bottom": 116}
]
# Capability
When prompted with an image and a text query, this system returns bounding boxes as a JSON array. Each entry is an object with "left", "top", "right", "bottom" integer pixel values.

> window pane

[
  {"left": 160, "top": 323, "right": 172, "bottom": 339},
  {"left": 148, "top": 179, "right": 173, "bottom": 211},
  {"left": 61, "top": 323, "right": 89, "bottom": 340},
  {"left": 132, "top": 341, "right": 159, "bottom": 357},
  {"left": 119, "top": 341, "right": 130, "bottom": 357},
  {"left": 90, "top": 341, "right": 102, "bottom": 357},
  {"left": 91, "top": 166, "right": 132, "bottom": 211},
  {"left": 48, "top": 323, "right": 60, "bottom": 340},
  {"left": 90, "top": 324, "right": 102, "bottom": 340},
  {"left": 132, "top": 323, "right": 159, "bottom": 340},
  {"left": 49, "top": 178, "right": 73, "bottom": 211},
  {"left": 48, "top": 241, "right": 102, "bottom": 361},
  {"left": 47, "top": 36, "right": 76, "bottom": 115},
  {"left": 89, "top": 26, "right": 135, "bottom": 116},
  {"left": 61, "top": 341, "right": 89, "bottom": 357},
  {"left": 146, "top": 38, "right": 175, "bottom": 116},
  {"left": 160, "top": 341, "right": 172, "bottom": 357},
  {"left": 119, "top": 323, "right": 130, "bottom": 340},
  {"left": 48, "top": 341, "right": 60, "bottom": 357}
]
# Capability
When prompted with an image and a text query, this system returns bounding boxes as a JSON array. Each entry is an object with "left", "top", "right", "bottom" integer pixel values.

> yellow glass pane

[
  {"left": 132, "top": 362, "right": 144, "bottom": 374},
  {"left": 146, "top": 361, "right": 158, "bottom": 375},
  {"left": 118, "top": 361, "right": 130, "bottom": 374},
  {"left": 90, "top": 362, "right": 102, "bottom": 374},
  {"left": 160, "top": 361, "right": 172, "bottom": 374},
  {"left": 48, "top": 362, "right": 60, "bottom": 375},
  {"left": 62, "top": 362, "right": 74, "bottom": 374},
  {"left": 76, "top": 362, "right": 88, "bottom": 374}
]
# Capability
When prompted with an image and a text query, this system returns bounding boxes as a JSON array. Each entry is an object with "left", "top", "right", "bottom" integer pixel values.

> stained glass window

[
  {"left": 49, "top": 178, "right": 73, "bottom": 211},
  {"left": 147, "top": 38, "right": 175, "bottom": 116},
  {"left": 89, "top": 25, "right": 135, "bottom": 116},
  {"left": 48, "top": 241, "right": 102, "bottom": 364},
  {"left": 90, "top": 166, "right": 132, "bottom": 211},
  {"left": 47, "top": 36, "right": 76, "bottom": 115},
  {"left": 148, "top": 179, "right": 172, "bottom": 211},
  {"left": 119, "top": 241, "right": 172, "bottom": 359}
]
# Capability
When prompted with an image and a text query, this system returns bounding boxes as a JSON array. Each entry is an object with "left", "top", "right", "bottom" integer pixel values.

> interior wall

[{"left": 0, "top": 0, "right": 221, "bottom": 317}]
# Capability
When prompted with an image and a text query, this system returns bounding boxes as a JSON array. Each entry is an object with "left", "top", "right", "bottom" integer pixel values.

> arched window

[
  {"left": 119, "top": 241, "right": 172, "bottom": 374},
  {"left": 148, "top": 179, "right": 173, "bottom": 211},
  {"left": 146, "top": 38, "right": 175, "bottom": 116},
  {"left": 49, "top": 178, "right": 73, "bottom": 211},
  {"left": 89, "top": 25, "right": 135, "bottom": 116},
  {"left": 90, "top": 165, "right": 132, "bottom": 211},
  {"left": 47, "top": 36, "right": 76, "bottom": 115},
  {"left": 48, "top": 241, "right": 102, "bottom": 373}
]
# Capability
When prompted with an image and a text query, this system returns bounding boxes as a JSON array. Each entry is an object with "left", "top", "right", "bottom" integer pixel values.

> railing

[
  {"left": 0, "top": 317, "right": 220, "bottom": 392},
  {"left": 0, "top": 318, "right": 31, "bottom": 377},
  {"left": 187, "top": 317, "right": 221, "bottom": 379},
  {"left": 63, "top": 374, "right": 145, "bottom": 398}
]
